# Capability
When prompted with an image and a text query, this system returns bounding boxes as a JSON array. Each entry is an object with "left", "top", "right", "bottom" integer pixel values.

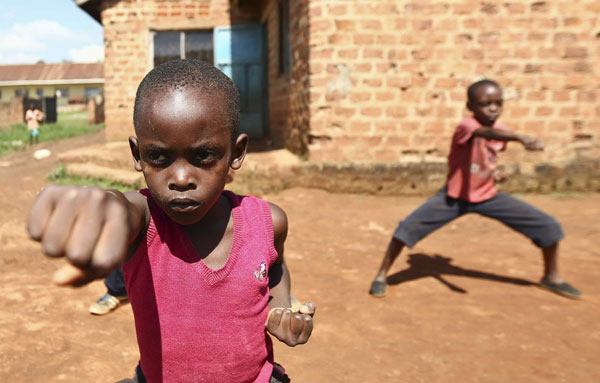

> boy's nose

[{"left": 168, "top": 165, "right": 196, "bottom": 191}]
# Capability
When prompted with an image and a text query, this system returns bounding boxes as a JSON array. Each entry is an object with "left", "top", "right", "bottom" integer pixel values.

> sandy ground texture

[{"left": 1, "top": 132, "right": 599, "bottom": 383}]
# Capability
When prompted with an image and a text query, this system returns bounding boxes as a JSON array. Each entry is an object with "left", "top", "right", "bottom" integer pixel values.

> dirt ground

[{"left": 1, "top": 132, "right": 599, "bottom": 383}]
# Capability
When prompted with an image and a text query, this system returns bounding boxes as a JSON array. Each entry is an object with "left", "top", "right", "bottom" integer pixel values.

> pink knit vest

[{"left": 123, "top": 189, "right": 278, "bottom": 383}]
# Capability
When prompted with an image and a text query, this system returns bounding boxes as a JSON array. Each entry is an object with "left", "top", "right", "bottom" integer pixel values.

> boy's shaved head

[
  {"left": 467, "top": 79, "right": 500, "bottom": 102},
  {"left": 133, "top": 59, "right": 240, "bottom": 140}
]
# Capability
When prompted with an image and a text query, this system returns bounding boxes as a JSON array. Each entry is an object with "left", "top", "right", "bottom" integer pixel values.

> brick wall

[
  {"left": 98, "top": 0, "right": 600, "bottom": 175},
  {"left": 263, "top": 0, "right": 288, "bottom": 148},
  {"left": 0, "top": 97, "right": 24, "bottom": 130},
  {"left": 306, "top": 1, "right": 600, "bottom": 167},
  {"left": 263, "top": 0, "right": 310, "bottom": 154},
  {"left": 99, "top": 0, "right": 260, "bottom": 141}
]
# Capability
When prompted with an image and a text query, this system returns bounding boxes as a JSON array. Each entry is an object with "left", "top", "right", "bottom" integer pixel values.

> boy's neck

[
  {"left": 180, "top": 192, "right": 234, "bottom": 265},
  {"left": 183, "top": 192, "right": 230, "bottom": 230},
  {"left": 474, "top": 116, "right": 496, "bottom": 128}
]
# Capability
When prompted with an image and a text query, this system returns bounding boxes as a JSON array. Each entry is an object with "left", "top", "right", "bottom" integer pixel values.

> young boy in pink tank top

[
  {"left": 369, "top": 79, "right": 580, "bottom": 300},
  {"left": 27, "top": 59, "right": 315, "bottom": 383}
]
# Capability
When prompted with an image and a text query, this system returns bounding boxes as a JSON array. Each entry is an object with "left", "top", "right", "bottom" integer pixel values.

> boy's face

[
  {"left": 467, "top": 84, "right": 503, "bottom": 126},
  {"left": 130, "top": 87, "right": 247, "bottom": 225}
]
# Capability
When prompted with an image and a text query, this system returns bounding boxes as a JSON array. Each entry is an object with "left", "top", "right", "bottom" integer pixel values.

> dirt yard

[{"left": 1, "top": 133, "right": 599, "bottom": 383}]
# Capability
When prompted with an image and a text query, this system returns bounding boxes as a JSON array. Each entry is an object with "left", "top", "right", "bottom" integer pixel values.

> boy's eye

[
  {"left": 480, "top": 100, "right": 503, "bottom": 107},
  {"left": 146, "top": 151, "right": 168, "bottom": 163},
  {"left": 193, "top": 150, "right": 218, "bottom": 165}
]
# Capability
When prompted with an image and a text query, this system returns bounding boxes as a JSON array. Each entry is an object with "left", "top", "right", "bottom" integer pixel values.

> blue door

[{"left": 214, "top": 25, "right": 266, "bottom": 139}]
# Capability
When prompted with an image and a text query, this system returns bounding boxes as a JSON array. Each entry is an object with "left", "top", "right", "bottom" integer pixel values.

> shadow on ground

[{"left": 387, "top": 253, "right": 535, "bottom": 293}]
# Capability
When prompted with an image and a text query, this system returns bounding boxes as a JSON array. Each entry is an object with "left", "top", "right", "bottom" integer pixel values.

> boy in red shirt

[
  {"left": 369, "top": 79, "right": 581, "bottom": 300},
  {"left": 28, "top": 59, "right": 314, "bottom": 383}
]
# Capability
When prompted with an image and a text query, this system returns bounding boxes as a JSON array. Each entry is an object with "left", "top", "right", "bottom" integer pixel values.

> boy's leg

[
  {"left": 370, "top": 189, "right": 464, "bottom": 297},
  {"left": 539, "top": 242, "right": 580, "bottom": 298},
  {"left": 542, "top": 242, "right": 560, "bottom": 281},
  {"left": 473, "top": 192, "right": 580, "bottom": 298},
  {"left": 370, "top": 238, "right": 405, "bottom": 297},
  {"left": 89, "top": 266, "right": 129, "bottom": 315},
  {"left": 105, "top": 265, "right": 127, "bottom": 297},
  {"left": 134, "top": 363, "right": 146, "bottom": 383}
]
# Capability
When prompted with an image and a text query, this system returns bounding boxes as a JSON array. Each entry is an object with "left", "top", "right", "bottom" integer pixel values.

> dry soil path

[{"left": 1, "top": 131, "right": 599, "bottom": 382}]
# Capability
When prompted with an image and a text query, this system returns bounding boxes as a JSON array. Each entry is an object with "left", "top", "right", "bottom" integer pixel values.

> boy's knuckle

[
  {"left": 43, "top": 184, "right": 61, "bottom": 193},
  {"left": 88, "top": 187, "right": 107, "bottom": 202},
  {"left": 43, "top": 242, "right": 62, "bottom": 258},
  {"left": 90, "top": 256, "right": 112, "bottom": 271},
  {"left": 67, "top": 251, "right": 89, "bottom": 267},
  {"left": 62, "top": 187, "right": 80, "bottom": 202},
  {"left": 27, "top": 224, "right": 41, "bottom": 240},
  {"left": 38, "top": 185, "right": 59, "bottom": 201}
]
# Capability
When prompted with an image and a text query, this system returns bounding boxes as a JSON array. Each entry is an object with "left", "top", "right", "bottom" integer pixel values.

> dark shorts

[
  {"left": 393, "top": 188, "right": 564, "bottom": 249},
  {"left": 133, "top": 362, "right": 290, "bottom": 383}
]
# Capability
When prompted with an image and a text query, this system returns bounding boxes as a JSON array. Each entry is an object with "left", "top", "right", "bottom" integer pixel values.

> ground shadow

[{"left": 387, "top": 253, "right": 535, "bottom": 294}]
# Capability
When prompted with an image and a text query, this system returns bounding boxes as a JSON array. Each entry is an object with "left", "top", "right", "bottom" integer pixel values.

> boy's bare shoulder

[{"left": 267, "top": 202, "right": 288, "bottom": 240}]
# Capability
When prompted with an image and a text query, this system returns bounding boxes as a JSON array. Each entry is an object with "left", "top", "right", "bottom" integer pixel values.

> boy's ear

[
  {"left": 129, "top": 136, "right": 143, "bottom": 172},
  {"left": 466, "top": 100, "right": 474, "bottom": 112},
  {"left": 230, "top": 133, "right": 249, "bottom": 170}
]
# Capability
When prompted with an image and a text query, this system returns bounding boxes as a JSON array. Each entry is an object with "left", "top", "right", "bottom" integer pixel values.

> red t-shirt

[
  {"left": 446, "top": 117, "right": 507, "bottom": 202},
  {"left": 123, "top": 189, "right": 278, "bottom": 383}
]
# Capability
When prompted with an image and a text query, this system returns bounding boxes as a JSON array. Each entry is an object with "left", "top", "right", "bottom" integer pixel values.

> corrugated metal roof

[{"left": 0, "top": 63, "right": 104, "bottom": 85}]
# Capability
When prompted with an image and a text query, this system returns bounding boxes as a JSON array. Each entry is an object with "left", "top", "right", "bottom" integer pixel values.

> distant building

[
  {"left": 77, "top": 0, "right": 598, "bottom": 169},
  {"left": 0, "top": 62, "right": 103, "bottom": 106}
]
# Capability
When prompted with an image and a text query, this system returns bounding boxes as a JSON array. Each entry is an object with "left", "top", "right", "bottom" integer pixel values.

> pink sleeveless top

[{"left": 123, "top": 189, "right": 278, "bottom": 383}]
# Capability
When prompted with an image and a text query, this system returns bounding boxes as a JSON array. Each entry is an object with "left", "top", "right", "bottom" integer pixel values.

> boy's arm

[
  {"left": 27, "top": 185, "right": 149, "bottom": 286},
  {"left": 472, "top": 127, "right": 544, "bottom": 151},
  {"left": 267, "top": 202, "right": 291, "bottom": 309},
  {"left": 265, "top": 202, "right": 315, "bottom": 347}
]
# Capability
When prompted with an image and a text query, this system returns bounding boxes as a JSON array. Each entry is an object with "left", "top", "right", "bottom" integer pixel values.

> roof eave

[
  {"left": 75, "top": 0, "right": 102, "bottom": 24},
  {"left": 0, "top": 79, "right": 105, "bottom": 86}
]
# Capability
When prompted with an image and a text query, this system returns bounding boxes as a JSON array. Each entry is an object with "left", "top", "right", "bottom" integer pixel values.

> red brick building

[{"left": 77, "top": 0, "right": 599, "bottom": 191}]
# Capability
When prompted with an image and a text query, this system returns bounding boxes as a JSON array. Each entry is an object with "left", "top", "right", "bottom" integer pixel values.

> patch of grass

[
  {"left": 58, "top": 110, "right": 89, "bottom": 120},
  {"left": 0, "top": 112, "right": 103, "bottom": 156},
  {"left": 47, "top": 165, "right": 135, "bottom": 193}
]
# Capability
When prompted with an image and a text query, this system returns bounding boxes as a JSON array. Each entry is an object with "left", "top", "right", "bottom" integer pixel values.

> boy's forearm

[
  {"left": 268, "top": 262, "right": 292, "bottom": 309},
  {"left": 473, "top": 127, "right": 524, "bottom": 143}
]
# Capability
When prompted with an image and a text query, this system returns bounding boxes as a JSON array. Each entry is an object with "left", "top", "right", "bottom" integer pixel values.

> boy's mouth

[
  {"left": 480, "top": 115, "right": 498, "bottom": 124},
  {"left": 169, "top": 198, "right": 200, "bottom": 211}
]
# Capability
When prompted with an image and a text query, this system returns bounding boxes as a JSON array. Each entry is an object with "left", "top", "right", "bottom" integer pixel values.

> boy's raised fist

[{"left": 27, "top": 185, "right": 134, "bottom": 286}]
